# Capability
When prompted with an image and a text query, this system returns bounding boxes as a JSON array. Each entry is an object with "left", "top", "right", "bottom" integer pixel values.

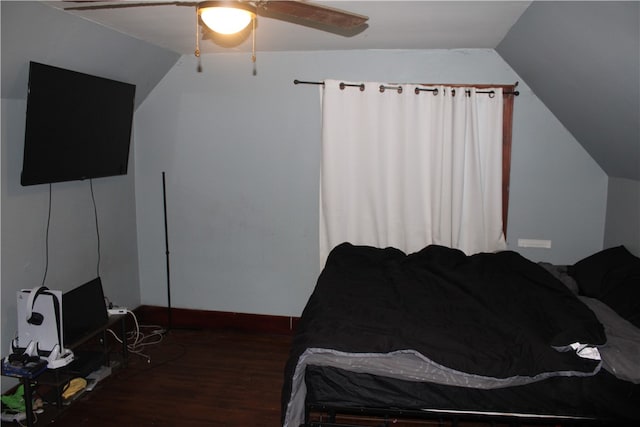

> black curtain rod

[{"left": 293, "top": 79, "right": 520, "bottom": 96}]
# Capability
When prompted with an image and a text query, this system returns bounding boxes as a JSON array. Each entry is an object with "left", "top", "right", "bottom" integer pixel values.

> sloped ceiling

[
  {"left": 2, "top": 1, "right": 638, "bottom": 182},
  {"left": 1, "top": 1, "right": 180, "bottom": 108},
  {"left": 498, "top": 1, "right": 639, "bottom": 181}
]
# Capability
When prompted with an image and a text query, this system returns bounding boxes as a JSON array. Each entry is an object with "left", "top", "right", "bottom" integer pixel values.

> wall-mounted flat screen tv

[{"left": 21, "top": 61, "right": 136, "bottom": 186}]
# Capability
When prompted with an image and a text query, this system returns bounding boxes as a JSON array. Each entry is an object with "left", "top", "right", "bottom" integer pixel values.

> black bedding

[{"left": 282, "top": 243, "right": 639, "bottom": 426}]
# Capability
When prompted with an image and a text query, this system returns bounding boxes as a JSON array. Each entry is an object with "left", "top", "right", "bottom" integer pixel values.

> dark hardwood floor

[
  {"left": 45, "top": 329, "right": 292, "bottom": 426},
  {"left": 6, "top": 322, "right": 600, "bottom": 427}
]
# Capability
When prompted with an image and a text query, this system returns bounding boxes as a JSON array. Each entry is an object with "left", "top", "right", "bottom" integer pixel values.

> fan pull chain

[
  {"left": 194, "top": 6, "right": 202, "bottom": 72},
  {"left": 252, "top": 16, "right": 257, "bottom": 75},
  {"left": 194, "top": 6, "right": 200, "bottom": 57},
  {"left": 252, "top": 17, "right": 256, "bottom": 63}
]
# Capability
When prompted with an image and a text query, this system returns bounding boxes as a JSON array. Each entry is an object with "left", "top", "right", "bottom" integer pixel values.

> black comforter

[{"left": 282, "top": 243, "right": 610, "bottom": 426}]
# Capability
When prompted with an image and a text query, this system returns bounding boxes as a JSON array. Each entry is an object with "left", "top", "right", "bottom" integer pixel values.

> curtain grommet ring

[
  {"left": 416, "top": 87, "right": 439, "bottom": 96},
  {"left": 380, "top": 85, "right": 402, "bottom": 94},
  {"left": 339, "top": 82, "right": 365, "bottom": 91}
]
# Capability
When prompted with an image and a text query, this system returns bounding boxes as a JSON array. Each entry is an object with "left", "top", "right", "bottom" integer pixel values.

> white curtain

[{"left": 320, "top": 80, "right": 506, "bottom": 267}]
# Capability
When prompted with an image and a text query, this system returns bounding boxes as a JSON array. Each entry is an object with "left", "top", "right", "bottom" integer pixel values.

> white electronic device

[
  {"left": 15, "top": 286, "right": 74, "bottom": 369},
  {"left": 16, "top": 287, "right": 63, "bottom": 352},
  {"left": 107, "top": 308, "right": 127, "bottom": 316},
  {"left": 45, "top": 344, "right": 74, "bottom": 369}
]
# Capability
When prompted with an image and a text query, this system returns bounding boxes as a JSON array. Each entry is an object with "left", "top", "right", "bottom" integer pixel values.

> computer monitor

[{"left": 62, "top": 277, "right": 109, "bottom": 347}]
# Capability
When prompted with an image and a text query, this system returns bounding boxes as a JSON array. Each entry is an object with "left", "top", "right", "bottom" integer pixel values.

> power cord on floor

[
  {"left": 107, "top": 310, "right": 164, "bottom": 363},
  {"left": 17, "top": 411, "right": 37, "bottom": 427}
]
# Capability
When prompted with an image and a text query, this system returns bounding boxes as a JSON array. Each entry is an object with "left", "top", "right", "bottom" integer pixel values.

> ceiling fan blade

[
  {"left": 65, "top": 1, "right": 367, "bottom": 29},
  {"left": 64, "top": 1, "right": 197, "bottom": 11},
  {"left": 258, "top": 1, "right": 368, "bottom": 29}
]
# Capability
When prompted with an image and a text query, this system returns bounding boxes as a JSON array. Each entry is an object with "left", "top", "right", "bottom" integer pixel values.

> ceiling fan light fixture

[{"left": 198, "top": 1, "right": 256, "bottom": 35}]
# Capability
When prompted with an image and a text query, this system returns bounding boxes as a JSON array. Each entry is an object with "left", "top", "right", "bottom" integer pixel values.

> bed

[{"left": 281, "top": 243, "right": 640, "bottom": 426}]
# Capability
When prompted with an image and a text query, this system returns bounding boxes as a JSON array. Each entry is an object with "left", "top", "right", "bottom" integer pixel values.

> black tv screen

[{"left": 21, "top": 61, "right": 136, "bottom": 186}]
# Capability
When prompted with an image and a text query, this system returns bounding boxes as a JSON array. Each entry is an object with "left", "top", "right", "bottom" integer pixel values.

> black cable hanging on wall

[
  {"left": 41, "top": 184, "right": 52, "bottom": 287},
  {"left": 89, "top": 179, "right": 101, "bottom": 278}
]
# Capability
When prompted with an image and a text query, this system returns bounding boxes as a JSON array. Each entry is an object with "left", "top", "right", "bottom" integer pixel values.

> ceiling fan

[{"left": 64, "top": 1, "right": 369, "bottom": 63}]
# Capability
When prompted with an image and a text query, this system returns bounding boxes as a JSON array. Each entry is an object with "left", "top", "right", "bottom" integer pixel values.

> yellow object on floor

[{"left": 62, "top": 377, "right": 87, "bottom": 400}]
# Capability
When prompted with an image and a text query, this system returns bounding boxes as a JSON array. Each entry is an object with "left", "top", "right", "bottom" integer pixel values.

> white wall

[
  {"left": 604, "top": 177, "right": 640, "bottom": 256},
  {"left": 508, "top": 90, "right": 609, "bottom": 264},
  {"left": 134, "top": 49, "right": 608, "bottom": 317}
]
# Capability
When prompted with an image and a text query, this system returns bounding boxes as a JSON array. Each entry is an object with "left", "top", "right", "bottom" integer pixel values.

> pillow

[
  {"left": 538, "top": 262, "right": 580, "bottom": 295},
  {"left": 569, "top": 246, "right": 638, "bottom": 297},
  {"left": 570, "top": 246, "right": 640, "bottom": 328},
  {"left": 598, "top": 262, "right": 640, "bottom": 328}
]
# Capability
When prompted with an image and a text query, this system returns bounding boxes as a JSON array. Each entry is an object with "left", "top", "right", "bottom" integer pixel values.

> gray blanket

[{"left": 580, "top": 296, "right": 640, "bottom": 384}]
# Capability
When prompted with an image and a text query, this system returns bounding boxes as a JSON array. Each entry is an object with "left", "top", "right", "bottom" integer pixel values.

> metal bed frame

[{"left": 304, "top": 404, "right": 614, "bottom": 427}]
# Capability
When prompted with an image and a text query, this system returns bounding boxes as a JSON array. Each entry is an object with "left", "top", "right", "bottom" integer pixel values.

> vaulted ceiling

[
  {"left": 497, "top": 1, "right": 639, "bottom": 181},
  {"left": 3, "top": 1, "right": 639, "bottom": 181}
]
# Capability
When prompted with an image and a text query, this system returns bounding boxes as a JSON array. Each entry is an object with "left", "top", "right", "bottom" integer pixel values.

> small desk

[
  {"left": 1, "top": 360, "right": 47, "bottom": 427},
  {"left": 66, "top": 314, "right": 128, "bottom": 365},
  {"left": 1, "top": 314, "right": 128, "bottom": 426}
]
